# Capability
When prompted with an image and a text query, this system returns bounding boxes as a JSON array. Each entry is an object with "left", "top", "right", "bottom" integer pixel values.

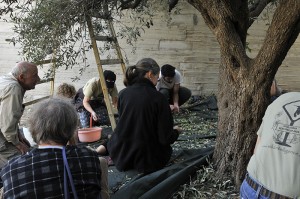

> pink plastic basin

[{"left": 78, "top": 127, "right": 102, "bottom": 143}]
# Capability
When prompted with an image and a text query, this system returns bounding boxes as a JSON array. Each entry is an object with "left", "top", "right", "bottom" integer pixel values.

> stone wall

[{"left": 0, "top": 1, "right": 299, "bottom": 102}]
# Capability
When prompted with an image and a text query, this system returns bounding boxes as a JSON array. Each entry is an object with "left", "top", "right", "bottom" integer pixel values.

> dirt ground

[{"left": 170, "top": 96, "right": 239, "bottom": 198}]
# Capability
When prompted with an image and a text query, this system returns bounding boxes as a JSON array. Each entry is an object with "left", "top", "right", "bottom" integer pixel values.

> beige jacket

[{"left": 0, "top": 73, "right": 25, "bottom": 150}]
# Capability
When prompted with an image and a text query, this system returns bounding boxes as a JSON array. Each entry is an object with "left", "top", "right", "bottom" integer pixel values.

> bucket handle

[{"left": 89, "top": 116, "right": 93, "bottom": 128}]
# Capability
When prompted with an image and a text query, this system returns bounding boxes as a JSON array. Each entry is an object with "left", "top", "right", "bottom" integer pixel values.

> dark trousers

[
  {"left": 159, "top": 86, "right": 191, "bottom": 106},
  {"left": 0, "top": 146, "right": 21, "bottom": 188}
]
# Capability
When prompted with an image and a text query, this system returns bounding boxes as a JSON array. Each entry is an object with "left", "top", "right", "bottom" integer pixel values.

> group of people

[
  {"left": 58, "top": 63, "right": 192, "bottom": 128},
  {"left": 0, "top": 59, "right": 297, "bottom": 199},
  {"left": 0, "top": 59, "right": 191, "bottom": 198}
]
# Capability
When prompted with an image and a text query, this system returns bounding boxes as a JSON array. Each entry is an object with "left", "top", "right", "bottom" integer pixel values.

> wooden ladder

[{"left": 86, "top": 11, "right": 126, "bottom": 131}]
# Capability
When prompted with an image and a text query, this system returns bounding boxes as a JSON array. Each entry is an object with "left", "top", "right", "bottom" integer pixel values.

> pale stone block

[{"left": 159, "top": 40, "right": 192, "bottom": 50}]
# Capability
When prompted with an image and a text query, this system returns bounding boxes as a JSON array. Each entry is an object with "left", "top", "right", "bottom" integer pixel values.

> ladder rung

[
  {"left": 101, "top": 59, "right": 123, "bottom": 65},
  {"left": 35, "top": 59, "right": 55, "bottom": 65},
  {"left": 23, "top": 95, "right": 51, "bottom": 106},
  {"left": 38, "top": 78, "right": 54, "bottom": 85},
  {"left": 95, "top": 35, "right": 115, "bottom": 42}
]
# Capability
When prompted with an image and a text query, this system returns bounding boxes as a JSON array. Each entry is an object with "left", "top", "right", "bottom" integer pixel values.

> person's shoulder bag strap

[{"left": 63, "top": 147, "right": 78, "bottom": 199}]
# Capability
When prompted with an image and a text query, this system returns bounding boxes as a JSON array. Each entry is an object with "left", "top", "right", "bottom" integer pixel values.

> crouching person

[{"left": 0, "top": 98, "right": 109, "bottom": 199}]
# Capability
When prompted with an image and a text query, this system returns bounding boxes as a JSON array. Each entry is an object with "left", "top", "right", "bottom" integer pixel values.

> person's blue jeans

[{"left": 240, "top": 176, "right": 269, "bottom": 199}]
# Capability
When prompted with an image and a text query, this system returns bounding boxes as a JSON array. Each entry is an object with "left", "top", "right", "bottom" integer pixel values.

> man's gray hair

[
  {"left": 29, "top": 98, "right": 78, "bottom": 145},
  {"left": 11, "top": 61, "right": 35, "bottom": 77}
]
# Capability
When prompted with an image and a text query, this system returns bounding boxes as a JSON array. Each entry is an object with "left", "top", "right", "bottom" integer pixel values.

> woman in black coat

[{"left": 107, "top": 58, "right": 181, "bottom": 174}]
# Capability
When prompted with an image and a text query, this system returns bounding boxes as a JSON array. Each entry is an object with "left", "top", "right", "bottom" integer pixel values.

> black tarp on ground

[{"left": 109, "top": 147, "right": 214, "bottom": 199}]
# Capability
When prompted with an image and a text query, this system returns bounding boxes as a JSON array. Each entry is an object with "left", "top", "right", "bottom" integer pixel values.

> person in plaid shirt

[{"left": 0, "top": 98, "right": 109, "bottom": 199}]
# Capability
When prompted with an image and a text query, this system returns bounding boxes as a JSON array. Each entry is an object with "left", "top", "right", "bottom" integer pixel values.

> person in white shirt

[{"left": 156, "top": 64, "right": 191, "bottom": 113}]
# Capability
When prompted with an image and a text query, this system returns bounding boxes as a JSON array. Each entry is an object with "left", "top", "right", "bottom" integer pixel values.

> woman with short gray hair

[
  {"left": 29, "top": 98, "right": 78, "bottom": 145},
  {"left": 1, "top": 98, "right": 109, "bottom": 199}
]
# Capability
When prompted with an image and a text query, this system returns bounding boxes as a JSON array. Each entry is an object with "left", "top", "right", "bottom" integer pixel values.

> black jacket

[{"left": 107, "top": 79, "right": 178, "bottom": 173}]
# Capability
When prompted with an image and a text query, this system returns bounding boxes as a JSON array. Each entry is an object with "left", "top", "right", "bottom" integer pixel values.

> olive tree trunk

[{"left": 187, "top": 0, "right": 300, "bottom": 188}]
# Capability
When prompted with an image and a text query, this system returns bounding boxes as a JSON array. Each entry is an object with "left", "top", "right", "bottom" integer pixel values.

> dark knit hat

[
  {"left": 161, "top": 64, "right": 175, "bottom": 77},
  {"left": 104, "top": 70, "right": 116, "bottom": 81}
]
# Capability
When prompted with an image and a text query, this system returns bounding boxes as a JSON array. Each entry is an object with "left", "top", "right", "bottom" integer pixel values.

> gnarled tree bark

[{"left": 188, "top": 0, "right": 300, "bottom": 188}]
